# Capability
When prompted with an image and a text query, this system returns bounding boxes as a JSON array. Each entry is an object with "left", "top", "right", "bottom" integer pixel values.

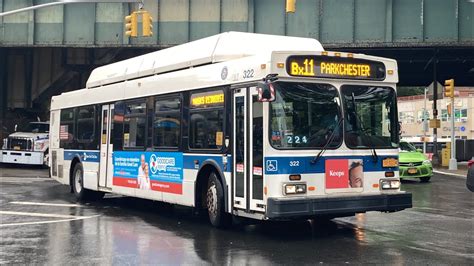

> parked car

[
  {"left": 467, "top": 159, "right": 474, "bottom": 192},
  {"left": 399, "top": 141, "right": 433, "bottom": 182}
]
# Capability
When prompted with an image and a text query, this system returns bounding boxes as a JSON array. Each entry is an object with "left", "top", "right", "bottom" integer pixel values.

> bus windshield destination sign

[{"left": 286, "top": 55, "right": 386, "bottom": 80}]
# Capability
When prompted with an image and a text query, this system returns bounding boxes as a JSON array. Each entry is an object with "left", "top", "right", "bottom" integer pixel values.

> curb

[{"left": 433, "top": 170, "right": 466, "bottom": 179}]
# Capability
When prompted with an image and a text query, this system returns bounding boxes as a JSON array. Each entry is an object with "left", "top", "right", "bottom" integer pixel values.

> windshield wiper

[
  {"left": 351, "top": 92, "right": 378, "bottom": 163},
  {"left": 310, "top": 117, "right": 343, "bottom": 165}
]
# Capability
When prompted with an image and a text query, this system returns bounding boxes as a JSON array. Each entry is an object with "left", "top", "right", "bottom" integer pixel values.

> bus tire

[
  {"left": 206, "top": 172, "right": 231, "bottom": 228},
  {"left": 72, "top": 163, "right": 104, "bottom": 201}
]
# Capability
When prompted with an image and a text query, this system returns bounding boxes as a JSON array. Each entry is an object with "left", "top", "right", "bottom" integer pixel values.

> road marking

[
  {"left": 0, "top": 215, "right": 100, "bottom": 227},
  {"left": 433, "top": 170, "right": 466, "bottom": 178},
  {"left": 10, "top": 201, "right": 82, "bottom": 208},
  {"left": 0, "top": 211, "right": 91, "bottom": 219}
]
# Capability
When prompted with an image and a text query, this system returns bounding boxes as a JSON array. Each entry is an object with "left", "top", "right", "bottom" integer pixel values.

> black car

[{"left": 467, "top": 160, "right": 474, "bottom": 192}]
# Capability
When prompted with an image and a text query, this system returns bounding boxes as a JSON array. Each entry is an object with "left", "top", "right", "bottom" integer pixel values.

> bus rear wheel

[
  {"left": 206, "top": 172, "right": 231, "bottom": 228},
  {"left": 72, "top": 163, "right": 104, "bottom": 201}
]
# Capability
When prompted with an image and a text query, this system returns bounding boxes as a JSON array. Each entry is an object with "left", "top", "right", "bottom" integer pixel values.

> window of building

[
  {"left": 417, "top": 110, "right": 430, "bottom": 123},
  {"left": 123, "top": 101, "right": 146, "bottom": 149},
  {"left": 154, "top": 97, "right": 181, "bottom": 148},
  {"left": 399, "top": 111, "right": 414, "bottom": 124},
  {"left": 455, "top": 109, "right": 468, "bottom": 122},
  {"left": 189, "top": 89, "right": 225, "bottom": 150}
]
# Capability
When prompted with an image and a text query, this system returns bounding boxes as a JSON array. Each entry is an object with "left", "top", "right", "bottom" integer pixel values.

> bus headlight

[
  {"left": 283, "top": 183, "right": 306, "bottom": 195},
  {"left": 380, "top": 179, "right": 400, "bottom": 190}
]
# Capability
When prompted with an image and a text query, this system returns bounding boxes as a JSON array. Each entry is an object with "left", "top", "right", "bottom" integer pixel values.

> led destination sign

[
  {"left": 287, "top": 55, "right": 386, "bottom": 80},
  {"left": 190, "top": 91, "right": 224, "bottom": 108}
]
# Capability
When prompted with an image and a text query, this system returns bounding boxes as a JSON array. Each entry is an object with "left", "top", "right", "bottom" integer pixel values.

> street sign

[
  {"left": 429, "top": 119, "right": 440, "bottom": 128},
  {"left": 427, "top": 81, "right": 444, "bottom": 101}
]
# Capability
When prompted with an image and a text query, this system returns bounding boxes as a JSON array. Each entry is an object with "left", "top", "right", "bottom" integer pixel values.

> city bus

[{"left": 49, "top": 32, "right": 412, "bottom": 227}]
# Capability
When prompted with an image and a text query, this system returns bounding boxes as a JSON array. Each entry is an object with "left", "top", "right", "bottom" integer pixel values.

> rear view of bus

[{"left": 243, "top": 52, "right": 411, "bottom": 220}]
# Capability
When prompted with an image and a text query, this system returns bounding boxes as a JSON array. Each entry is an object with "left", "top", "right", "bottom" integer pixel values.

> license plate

[
  {"left": 13, "top": 146, "right": 20, "bottom": 150},
  {"left": 408, "top": 168, "right": 417, "bottom": 174}
]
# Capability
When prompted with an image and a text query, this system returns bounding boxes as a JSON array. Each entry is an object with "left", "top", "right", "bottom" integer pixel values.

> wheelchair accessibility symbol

[{"left": 266, "top": 160, "right": 278, "bottom": 172}]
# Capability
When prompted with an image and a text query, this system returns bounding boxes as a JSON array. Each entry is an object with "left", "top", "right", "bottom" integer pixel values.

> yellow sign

[
  {"left": 216, "top": 132, "right": 223, "bottom": 146},
  {"left": 382, "top": 158, "right": 398, "bottom": 168},
  {"left": 286, "top": 55, "right": 385, "bottom": 80},
  {"left": 320, "top": 62, "right": 371, "bottom": 77},
  {"left": 429, "top": 119, "right": 440, "bottom": 128},
  {"left": 191, "top": 92, "right": 224, "bottom": 107}
]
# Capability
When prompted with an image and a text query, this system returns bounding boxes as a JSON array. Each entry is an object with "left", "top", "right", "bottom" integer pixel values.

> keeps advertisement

[
  {"left": 113, "top": 151, "right": 183, "bottom": 194},
  {"left": 325, "top": 159, "right": 364, "bottom": 189}
]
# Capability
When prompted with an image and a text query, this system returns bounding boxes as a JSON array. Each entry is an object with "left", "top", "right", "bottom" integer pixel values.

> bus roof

[{"left": 86, "top": 31, "right": 324, "bottom": 88}]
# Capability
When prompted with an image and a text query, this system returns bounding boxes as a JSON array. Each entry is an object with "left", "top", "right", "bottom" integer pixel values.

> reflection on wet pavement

[{"left": 0, "top": 168, "right": 473, "bottom": 264}]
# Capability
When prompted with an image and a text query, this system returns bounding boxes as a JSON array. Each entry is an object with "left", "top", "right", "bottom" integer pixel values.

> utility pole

[
  {"left": 431, "top": 54, "right": 440, "bottom": 166},
  {"left": 423, "top": 87, "right": 427, "bottom": 154},
  {"left": 444, "top": 79, "right": 457, "bottom": 170}
]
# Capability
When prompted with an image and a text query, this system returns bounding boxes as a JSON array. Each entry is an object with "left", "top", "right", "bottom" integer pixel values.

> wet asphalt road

[{"left": 0, "top": 165, "right": 473, "bottom": 265}]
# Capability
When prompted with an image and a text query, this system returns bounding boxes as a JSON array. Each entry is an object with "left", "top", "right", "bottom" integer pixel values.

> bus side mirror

[
  {"left": 257, "top": 81, "right": 276, "bottom": 102},
  {"left": 398, "top": 122, "right": 402, "bottom": 136},
  {"left": 14, "top": 124, "right": 17, "bottom": 132}
]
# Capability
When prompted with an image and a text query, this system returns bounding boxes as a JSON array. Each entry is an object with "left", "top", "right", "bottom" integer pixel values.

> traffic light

[
  {"left": 142, "top": 11, "right": 153, "bottom": 37},
  {"left": 125, "top": 12, "right": 138, "bottom": 37},
  {"left": 444, "top": 79, "right": 454, "bottom": 98},
  {"left": 286, "top": 0, "right": 296, "bottom": 13}
]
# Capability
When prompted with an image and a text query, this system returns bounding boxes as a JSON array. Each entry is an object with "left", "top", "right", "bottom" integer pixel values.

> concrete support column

[
  {"left": 0, "top": 48, "right": 7, "bottom": 120},
  {"left": 24, "top": 50, "right": 33, "bottom": 109}
]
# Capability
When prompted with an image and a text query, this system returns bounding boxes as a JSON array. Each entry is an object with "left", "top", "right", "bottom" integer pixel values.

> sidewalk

[{"left": 433, "top": 161, "right": 469, "bottom": 178}]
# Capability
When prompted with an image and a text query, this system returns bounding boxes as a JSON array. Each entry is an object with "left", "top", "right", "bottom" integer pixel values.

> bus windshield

[
  {"left": 270, "top": 82, "right": 342, "bottom": 149},
  {"left": 19, "top": 123, "right": 49, "bottom": 133},
  {"left": 341, "top": 85, "right": 398, "bottom": 149}
]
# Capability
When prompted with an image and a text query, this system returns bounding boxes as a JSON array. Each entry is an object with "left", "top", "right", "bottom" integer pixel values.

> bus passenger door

[
  {"left": 233, "top": 89, "right": 247, "bottom": 210},
  {"left": 233, "top": 87, "right": 265, "bottom": 213},
  {"left": 249, "top": 88, "right": 265, "bottom": 212},
  {"left": 99, "top": 104, "right": 114, "bottom": 188}
]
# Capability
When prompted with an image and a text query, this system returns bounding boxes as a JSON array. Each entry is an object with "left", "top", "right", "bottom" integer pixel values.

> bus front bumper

[
  {"left": 0, "top": 150, "right": 44, "bottom": 165},
  {"left": 266, "top": 192, "right": 412, "bottom": 219}
]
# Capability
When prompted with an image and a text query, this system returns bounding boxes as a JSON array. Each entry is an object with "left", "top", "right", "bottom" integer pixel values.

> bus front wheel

[
  {"left": 72, "top": 163, "right": 104, "bottom": 201},
  {"left": 206, "top": 172, "right": 231, "bottom": 228}
]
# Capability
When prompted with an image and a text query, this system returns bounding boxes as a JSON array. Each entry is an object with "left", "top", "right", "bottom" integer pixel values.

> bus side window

[
  {"left": 189, "top": 89, "right": 225, "bottom": 150},
  {"left": 59, "top": 108, "right": 75, "bottom": 149},
  {"left": 113, "top": 102, "right": 125, "bottom": 151},
  {"left": 154, "top": 97, "right": 181, "bottom": 149},
  {"left": 77, "top": 106, "right": 96, "bottom": 149},
  {"left": 123, "top": 101, "right": 147, "bottom": 149}
]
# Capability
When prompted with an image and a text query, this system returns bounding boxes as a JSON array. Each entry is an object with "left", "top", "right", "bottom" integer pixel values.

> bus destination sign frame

[{"left": 286, "top": 55, "right": 386, "bottom": 81}]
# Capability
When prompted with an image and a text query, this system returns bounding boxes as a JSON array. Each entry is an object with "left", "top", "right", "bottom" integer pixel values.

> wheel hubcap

[
  {"left": 207, "top": 183, "right": 217, "bottom": 216},
  {"left": 75, "top": 169, "right": 83, "bottom": 193}
]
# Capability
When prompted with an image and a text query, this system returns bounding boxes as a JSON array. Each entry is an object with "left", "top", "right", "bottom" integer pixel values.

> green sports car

[{"left": 399, "top": 141, "right": 433, "bottom": 182}]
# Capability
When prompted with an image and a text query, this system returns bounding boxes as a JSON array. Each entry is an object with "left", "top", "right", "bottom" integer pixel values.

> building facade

[{"left": 398, "top": 88, "right": 474, "bottom": 141}]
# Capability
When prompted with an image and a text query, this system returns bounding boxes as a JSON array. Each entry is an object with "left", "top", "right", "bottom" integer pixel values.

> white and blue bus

[{"left": 49, "top": 32, "right": 411, "bottom": 227}]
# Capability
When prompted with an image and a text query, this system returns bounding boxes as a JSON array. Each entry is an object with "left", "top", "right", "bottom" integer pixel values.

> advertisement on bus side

[{"left": 113, "top": 151, "right": 183, "bottom": 194}]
